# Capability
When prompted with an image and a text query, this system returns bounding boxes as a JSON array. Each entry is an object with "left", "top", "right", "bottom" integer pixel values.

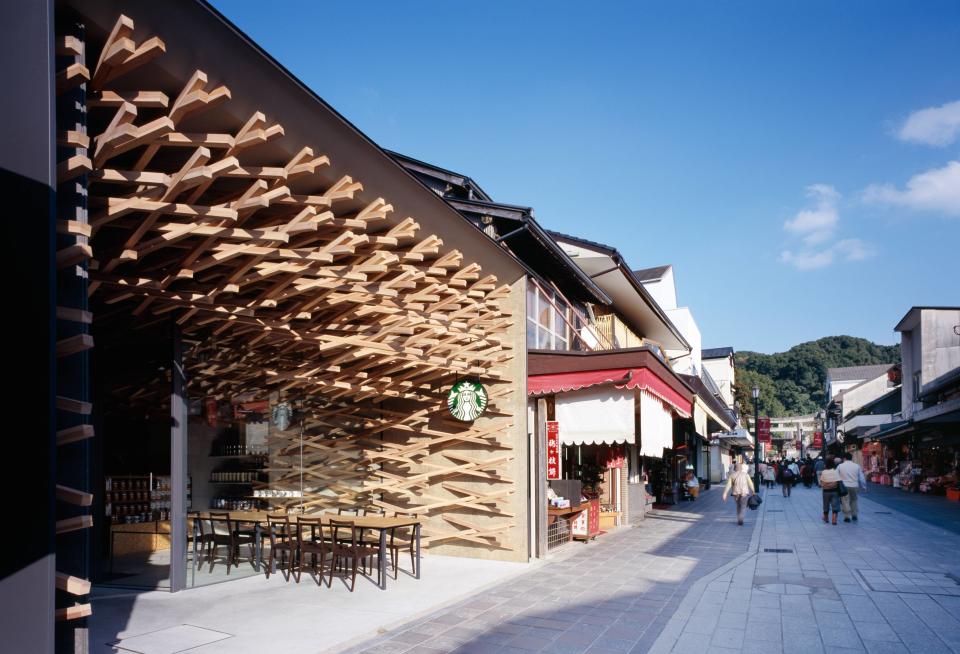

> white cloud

[
  {"left": 897, "top": 100, "right": 960, "bottom": 147},
  {"left": 783, "top": 184, "right": 840, "bottom": 245},
  {"left": 834, "top": 238, "right": 874, "bottom": 262},
  {"left": 779, "top": 249, "right": 834, "bottom": 270},
  {"left": 862, "top": 160, "right": 960, "bottom": 216},
  {"left": 779, "top": 238, "right": 874, "bottom": 271}
]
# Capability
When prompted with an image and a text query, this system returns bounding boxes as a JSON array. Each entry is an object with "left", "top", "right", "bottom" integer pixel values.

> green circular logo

[{"left": 447, "top": 380, "right": 488, "bottom": 422}]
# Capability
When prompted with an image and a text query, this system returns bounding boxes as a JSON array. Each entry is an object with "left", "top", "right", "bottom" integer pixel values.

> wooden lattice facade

[{"left": 47, "top": 2, "right": 528, "bottom": 633}]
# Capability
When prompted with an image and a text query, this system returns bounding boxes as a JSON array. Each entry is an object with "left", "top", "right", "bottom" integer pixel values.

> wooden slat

[
  {"left": 56, "top": 243, "right": 93, "bottom": 270},
  {"left": 56, "top": 63, "right": 90, "bottom": 95},
  {"left": 56, "top": 396, "right": 92, "bottom": 415},
  {"left": 57, "top": 155, "right": 92, "bottom": 183},
  {"left": 57, "top": 424, "right": 94, "bottom": 446},
  {"left": 88, "top": 90, "right": 169, "bottom": 108},
  {"left": 55, "top": 604, "right": 92, "bottom": 621},
  {"left": 57, "top": 306, "right": 93, "bottom": 324},
  {"left": 56, "top": 334, "right": 94, "bottom": 358},
  {"left": 56, "top": 485, "right": 93, "bottom": 507},
  {"left": 56, "top": 515, "right": 93, "bottom": 535},
  {"left": 55, "top": 572, "right": 92, "bottom": 596}
]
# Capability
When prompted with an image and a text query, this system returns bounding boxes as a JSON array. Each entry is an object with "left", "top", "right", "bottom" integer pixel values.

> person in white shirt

[{"left": 837, "top": 452, "right": 867, "bottom": 522}]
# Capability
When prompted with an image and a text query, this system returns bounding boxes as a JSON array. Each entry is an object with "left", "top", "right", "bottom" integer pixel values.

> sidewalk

[
  {"left": 346, "top": 486, "right": 757, "bottom": 654},
  {"left": 650, "top": 482, "right": 960, "bottom": 654},
  {"left": 860, "top": 483, "right": 960, "bottom": 535}
]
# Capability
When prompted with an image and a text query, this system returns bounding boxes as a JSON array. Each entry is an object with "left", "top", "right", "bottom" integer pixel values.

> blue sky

[{"left": 211, "top": 1, "right": 959, "bottom": 354}]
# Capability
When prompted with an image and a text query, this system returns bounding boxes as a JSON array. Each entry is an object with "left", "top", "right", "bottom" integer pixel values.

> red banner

[
  {"left": 546, "top": 421, "right": 560, "bottom": 480},
  {"left": 813, "top": 431, "right": 823, "bottom": 449},
  {"left": 758, "top": 417, "right": 771, "bottom": 444}
]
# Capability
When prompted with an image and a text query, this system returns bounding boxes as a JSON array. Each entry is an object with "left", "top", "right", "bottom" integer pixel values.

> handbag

[
  {"left": 747, "top": 494, "right": 762, "bottom": 510},
  {"left": 838, "top": 481, "right": 849, "bottom": 498}
]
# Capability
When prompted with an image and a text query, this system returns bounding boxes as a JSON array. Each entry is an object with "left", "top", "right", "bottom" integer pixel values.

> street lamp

[{"left": 752, "top": 385, "right": 761, "bottom": 489}]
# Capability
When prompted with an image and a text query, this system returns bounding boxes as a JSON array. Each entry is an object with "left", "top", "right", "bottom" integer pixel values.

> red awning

[{"left": 528, "top": 367, "right": 692, "bottom": 418}]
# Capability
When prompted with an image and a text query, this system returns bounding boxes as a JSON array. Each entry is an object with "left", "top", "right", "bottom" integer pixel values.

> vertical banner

[
  {"left": 758, "top": 417, "right": 771, "bottom": 444},
  {"left": 546, "top": 421, "right": 560, "bottom": 480},
  {"left": 813, "top": 431, "right": 824, "bottom": 449}
]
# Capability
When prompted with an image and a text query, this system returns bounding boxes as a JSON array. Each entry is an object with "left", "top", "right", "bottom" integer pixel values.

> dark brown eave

[{"left": 528, "top": 348, "right": 693, "bottom": 404}]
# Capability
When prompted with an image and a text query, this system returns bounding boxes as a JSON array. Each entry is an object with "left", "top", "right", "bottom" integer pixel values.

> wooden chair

[
  {"left": 293, "top": 517, "right": 328, "bottom": 585},
  {"left": 187, "top": 511, "right": 211, "bottom": 570},
  {"left": 328, "top": 518, "right": 380, "bottom": 592},
  {"left": 206, "top": 512, "right": 236, "bottom": 574},
  {"left": 264, "top": 514, "right": 295, "bottom": 580},
  {"left": 389, "top": 511, "right": 418, "bottom": 579},
  {"left": 336, "top": 507, "right": 375, "bottom": 545}
]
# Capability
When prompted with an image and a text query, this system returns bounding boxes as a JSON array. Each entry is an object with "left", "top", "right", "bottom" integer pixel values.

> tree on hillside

[
  {"left": 734, "top": 369, "right": 785, "bottom": 422},
  {"left": 735, "top": 336, "right": 900, "bottom": 417}
]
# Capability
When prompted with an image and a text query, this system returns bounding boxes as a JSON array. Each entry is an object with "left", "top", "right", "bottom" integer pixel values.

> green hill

[{"left": 734, "top": 336, "right": 900, "bottom": 418}]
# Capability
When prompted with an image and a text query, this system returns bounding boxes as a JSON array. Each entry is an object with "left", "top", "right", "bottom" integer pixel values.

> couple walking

[{"left": 818, "top": 452, "right": 867, "bottom": 525}]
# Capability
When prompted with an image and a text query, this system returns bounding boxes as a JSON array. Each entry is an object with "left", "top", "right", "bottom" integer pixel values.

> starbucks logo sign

[{"left": 447, "top": 380, "right": 488, "bottom": 422}]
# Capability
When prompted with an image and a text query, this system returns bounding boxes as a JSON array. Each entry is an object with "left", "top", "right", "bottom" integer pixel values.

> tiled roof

[
  {"left": 826, "top": 364, "right": 896, "bottom": 382},
  {"left": 633, "top": 265, "right": 671, "bottom": 282},
  {"left": 702, "top": 347, "right": 734, "bottom": 359}
]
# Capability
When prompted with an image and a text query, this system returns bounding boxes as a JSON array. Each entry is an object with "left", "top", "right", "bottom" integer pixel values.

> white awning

[
  {"left": 555, "top": 387, "right": 635, "bottom": 446},
  {"left": 639, "top": 390, "right": 673, "bottom": 458}
]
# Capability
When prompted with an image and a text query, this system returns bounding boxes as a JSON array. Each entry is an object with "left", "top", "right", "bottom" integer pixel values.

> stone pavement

[
  {"left": 651, "top": 482, "right": 960, "bottom": 654},
  {"left": 345, "top": 486, "right": 756, "bottom": 654},
  {"left": 857, "top": 483, "right": 960, "bottom": 535},
  {"left": 346, "top": 481, "right": 960, "bottom": 654}
]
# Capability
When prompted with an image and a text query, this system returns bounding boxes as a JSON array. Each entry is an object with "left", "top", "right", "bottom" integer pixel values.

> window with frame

[{"left": 526, "top": 283, "right": 571, "bottom": 351}]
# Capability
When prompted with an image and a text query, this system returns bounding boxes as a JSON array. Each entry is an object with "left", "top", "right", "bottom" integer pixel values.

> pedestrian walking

[
  {"left": 722, "top": 462, "right": 756, "bottom": 526},
  {"left": 813, "top": 456, "right": 825, "bottom": 486},
  {"left": 818, "top": 457, "right": 842, "bottom": 525},
  {"left": 837, "top": 452, "right": 867, "bottom": 522},
  {"left": 781, "top": 460, "right": 795, "bottom": 496},
  {"left": 801, "top": 458, "right": 815, "bottom": 488},
  {"left": 763, "top": 461, "right": 776, "bottom": 489}
]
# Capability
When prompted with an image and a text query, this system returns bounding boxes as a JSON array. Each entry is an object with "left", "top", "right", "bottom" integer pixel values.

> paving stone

[
  {"left": 710, "top": 627, "right": 745, "bottom": 649},
  {"left": 862, "top": 641, "right": 910, "bottom": 654}
]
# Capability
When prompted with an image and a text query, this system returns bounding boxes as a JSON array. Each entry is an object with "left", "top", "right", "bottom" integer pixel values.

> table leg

[
  {"left": 415, "top": 523, "right": 421, "bottom": 580},
  {"left": 379, "top": 528, "right": 387, "bottom": 590},
  {"left": 254, "top": 523, "right": 261, "bottom": 573}
]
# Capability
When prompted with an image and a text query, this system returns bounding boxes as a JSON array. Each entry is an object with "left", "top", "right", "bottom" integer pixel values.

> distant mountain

[{"left": 734, "top": 336, "right": 900, "bottom": 418}]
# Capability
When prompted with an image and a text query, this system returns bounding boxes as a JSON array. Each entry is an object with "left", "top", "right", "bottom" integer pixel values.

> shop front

[
  {"left": 528, "top": 348, "right": 693, "bottom": 546},
  {"left": 37, "top": 5, "right": 533, "bottom": 649},
  {"left": 866, "top": 406, "right": 960, "bottom": 499}
]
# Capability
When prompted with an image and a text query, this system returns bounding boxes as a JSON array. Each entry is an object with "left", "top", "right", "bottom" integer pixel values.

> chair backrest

[
  {"left": 208, "top": 512, "right": 232, "bottom": 536},
  {"left": 364, "top": 507, "right": 385, "bottom": 517},
  {"left": 329, "top": 518, "right": 357, "bottom": 548},
  {"left": 187, "top": 511, "right": 204, "bottom": 538},
  {"left": 296, "top": 516, "right": 324, "bottom": 547},
  {"left": 265, "top": 513, "right": 291, "bottom": 545},
  {"left": 337, "top": 507, "right": 359, "bottom": 516}
]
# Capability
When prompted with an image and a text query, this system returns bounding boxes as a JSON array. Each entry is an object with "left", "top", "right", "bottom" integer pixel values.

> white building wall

[
  {"left": 702, "top": 357, "right": 735, "bottom": 408},
  {"left": 642, "top": 267, "right": 677, "bottom": 311},
  {"left": 665, "top": 307, "right": 701, "bottom": 375}
]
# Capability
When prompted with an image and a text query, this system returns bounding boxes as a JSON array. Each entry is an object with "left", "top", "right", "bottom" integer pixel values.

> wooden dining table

[{"left": 190, "top": 511, "right": 422, "bottom": 590}]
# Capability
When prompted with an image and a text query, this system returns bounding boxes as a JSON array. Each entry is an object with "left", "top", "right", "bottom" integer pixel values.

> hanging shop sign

[
  {"left": 447, "top": 380, "right": 488, "bottom": 422},
  {"left": 758, "top": 417, "right": 771, "bottom": 444},
  {"left": 813, "top": 431, "right": 824, "bottom": 448},
  {"left": 546, "top": 421, "right": 560, "bottom": 480}
]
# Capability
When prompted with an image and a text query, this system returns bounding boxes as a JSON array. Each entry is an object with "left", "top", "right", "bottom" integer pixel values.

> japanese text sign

[{"left": 546, "top": 421, "right": 560, "bottom": 480}]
